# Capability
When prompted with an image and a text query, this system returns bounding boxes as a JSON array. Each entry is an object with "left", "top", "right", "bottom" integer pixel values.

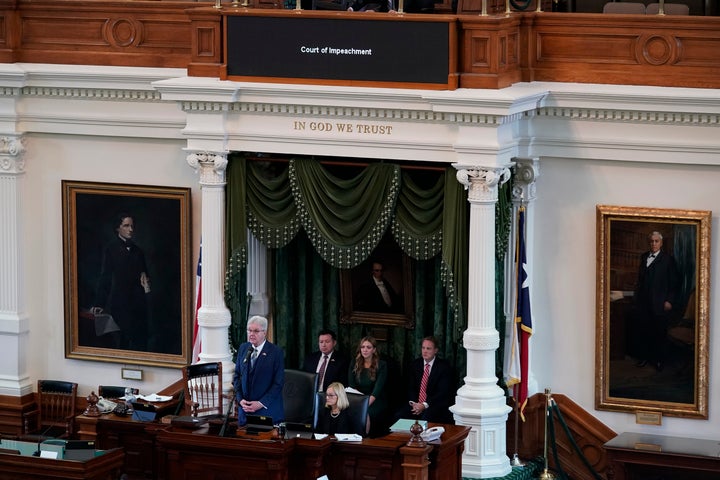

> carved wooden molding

[{"left": 0, "top": 3, "right": 719, "bottom": 90}]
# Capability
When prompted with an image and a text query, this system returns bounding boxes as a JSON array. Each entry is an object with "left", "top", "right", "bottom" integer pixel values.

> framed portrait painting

[
  {"left": 340, "top": 238, "right": 414, "bottom": 329},
  {"left": 595, "top": 205, "right": 711, "bottom": 418},
  {"left": 62, "top": 181, "right": 192, "bottom": 367}
]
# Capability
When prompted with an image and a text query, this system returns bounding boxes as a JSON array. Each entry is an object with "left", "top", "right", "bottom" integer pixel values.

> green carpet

[{"left": 462, "top": 456, "right": 544, "bottom": 480}]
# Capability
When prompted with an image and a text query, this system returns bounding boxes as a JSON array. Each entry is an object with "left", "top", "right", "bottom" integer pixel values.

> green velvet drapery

[{"left": 224, "top": 154, "right": 512, "bottom": 392}]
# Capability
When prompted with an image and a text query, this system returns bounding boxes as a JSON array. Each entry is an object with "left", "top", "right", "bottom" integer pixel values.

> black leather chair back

[
  {"left": 98, "top": 386, "right": 138, "bottom": 399},
  {"left": 313, "top": 392, "right": 369, "bottom": 437},
  {"left": 282, "top": 369, "right": 318, "bottom": 424}
]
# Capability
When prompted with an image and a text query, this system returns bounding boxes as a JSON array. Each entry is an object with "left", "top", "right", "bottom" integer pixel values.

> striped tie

[
  {"left": 418, "top": 363, "right": 430, "bottom": 404},
  {"left": 318, "top": 355, "right": 329, "bottom": 391}
]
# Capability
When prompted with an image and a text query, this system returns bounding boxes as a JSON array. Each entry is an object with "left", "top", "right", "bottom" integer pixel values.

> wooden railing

[
  {"left": 0, "top": 2, "right": 719, "bottom": 89},
  {"left": 510, "top": 392, "right": 617, "bottom": 480}
]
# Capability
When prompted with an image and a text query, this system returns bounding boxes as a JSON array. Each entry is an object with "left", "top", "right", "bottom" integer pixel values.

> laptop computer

[
  {"left": 245, "top": 415, "right": 274, "bottom": 434},
  {"left": 64, "top": 440, "right": 97, "bottom": 461},
  {"left": 285, "top": 422, "right": 314, "bottom": 439}
]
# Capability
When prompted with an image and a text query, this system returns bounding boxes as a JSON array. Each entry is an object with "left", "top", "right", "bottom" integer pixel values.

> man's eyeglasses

[{"left": 247, "top": 329, "right": 265, "bottom": 334}]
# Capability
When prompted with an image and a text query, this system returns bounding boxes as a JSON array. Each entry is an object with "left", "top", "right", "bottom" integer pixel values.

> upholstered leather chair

[
  {"left": 313, "top": 391, "right": 369, "bottom": 437},
  {"left": 98, "top": 385, "right": 138, "bottom": 399},
  {"left": 602, "top": 2, "right": 646, "bottom": 13},
  {"left": 183, "top": 362, "right": 223, "bottom": 417},
  {"left": 23, "top": 380, "right": 78, "bottom": 440},
  {"left": 646, "top": 2, "right": 690, "bottom": 14},
  {"left": 283, "top": 369, "right": 318, "bottom": 424}
]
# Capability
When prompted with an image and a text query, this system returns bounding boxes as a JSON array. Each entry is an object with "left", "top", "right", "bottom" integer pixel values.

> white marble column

[
  {"left": 451, "top": 165, "right": 512, "bottom": 479},
  {"left": 187, "top": 151, "right": 233, "bottom": 397},
  {"left": 0, "top": 136, "right": 31, "bottom": 397}
]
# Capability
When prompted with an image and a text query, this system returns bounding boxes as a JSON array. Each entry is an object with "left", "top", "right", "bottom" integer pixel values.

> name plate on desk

[{"left": 226, "top": 14, "right": 453, "bottom": 88}]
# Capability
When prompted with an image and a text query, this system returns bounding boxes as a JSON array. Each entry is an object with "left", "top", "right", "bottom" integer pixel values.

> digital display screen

[{"left": 227, "top": 16, "right": 450, "bottom": 85}]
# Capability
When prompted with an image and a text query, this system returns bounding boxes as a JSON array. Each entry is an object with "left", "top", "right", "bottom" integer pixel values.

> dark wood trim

[{"left": 0, "top": 3, "right": 717, "bottom": 90}]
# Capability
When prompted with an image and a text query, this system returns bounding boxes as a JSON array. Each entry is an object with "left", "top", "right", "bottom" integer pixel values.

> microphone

[
  {"left": 244, "top": 346, "right": 253, "bottom": 364},
  {"left": 32, "top": 423, "right": 57, "bottom": 457},
  {"left": 218, "top": 389, "right": 236, "bottom": 438}
]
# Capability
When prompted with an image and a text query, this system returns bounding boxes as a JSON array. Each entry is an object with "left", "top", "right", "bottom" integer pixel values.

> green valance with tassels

[{"left": 225, "top": 155, "right": 468, "bottom": 327}]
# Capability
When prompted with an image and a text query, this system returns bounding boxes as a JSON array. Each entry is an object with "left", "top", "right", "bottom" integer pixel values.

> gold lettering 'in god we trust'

[{"left": 292, "top": 121, "right": 393, "bottom": 135}]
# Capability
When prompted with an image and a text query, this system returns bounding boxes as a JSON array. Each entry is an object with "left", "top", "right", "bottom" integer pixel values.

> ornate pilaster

[
  {"left": 187, "top": 151, "right": 233, "bottom": 396},
  {"left": 511, "top": 158, "right": 539, "bottom": 205},
  {"left": 451, "top": 164, "right": 513, "bottom": 479},
  {"left": 0, "top": 135, "right": 31, "bottom": 396}
]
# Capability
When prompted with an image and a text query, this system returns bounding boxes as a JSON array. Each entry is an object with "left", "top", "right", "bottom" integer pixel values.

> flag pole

[{"left": 510, "top": 393, "right": 524, "bottom": 467}]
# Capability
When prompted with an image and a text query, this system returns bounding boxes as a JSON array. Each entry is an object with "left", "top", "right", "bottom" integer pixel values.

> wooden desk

[
  {"left": 605, "top": 432, "right": 720, "bottom": 480},
  {"left": 79, "top": 413, "right": 470, "bottom": 480},
  {"left": 154, "top": 423, "right": 469, "bottom": 480},
  {"left": 0, "top": 446, "right": 124, "bottom": 480},
  {"left": 77, "top": 413, "right": 168, "bottom": 479}
]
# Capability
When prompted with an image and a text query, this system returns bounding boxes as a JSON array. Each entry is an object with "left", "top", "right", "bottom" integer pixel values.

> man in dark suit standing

[
  {"left": 233, "top": 315, "right": 285, "bottom": 425},
  {"left": 396, "top": 336, "right": 454, "bottom": 424},
  {"left": 302, "top": 329, "right": 350, "bottom": 392},
  {"left": 92, "top": 213, "right": 151, "bottom": 351},
  {"left": 635, "top": 231, "right": 679, "bottom": 372}
]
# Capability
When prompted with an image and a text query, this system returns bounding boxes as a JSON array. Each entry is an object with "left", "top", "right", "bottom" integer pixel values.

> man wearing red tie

[{"left": 398, "top": 336, "right": 454, "bottom": 424}]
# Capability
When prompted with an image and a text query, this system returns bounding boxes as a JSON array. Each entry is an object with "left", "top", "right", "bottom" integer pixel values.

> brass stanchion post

[{"left": 539, "top": 388, "right": 555, "bottom": 480}]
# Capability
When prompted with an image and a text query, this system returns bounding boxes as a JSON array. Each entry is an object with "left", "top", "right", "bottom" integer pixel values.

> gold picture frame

[
  {"left": 62, "top": 181, "right": 192, "bottom": 368},
  {"left": 596, "top": 205, "right": 711, "bottom": 418}
]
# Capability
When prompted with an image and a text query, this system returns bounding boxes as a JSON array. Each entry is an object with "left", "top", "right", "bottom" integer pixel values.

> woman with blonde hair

[
  {"left": 316, "top": 382, "right": 353, "bottom": 435},
  {"left": 348, "top": 336, "right": 387, "bottom": 436}
]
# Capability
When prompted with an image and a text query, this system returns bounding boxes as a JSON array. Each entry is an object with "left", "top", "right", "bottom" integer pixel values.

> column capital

[
  {"left": 186, "top": 150, "right": 228, "bottom": 185},
  {"left": 0, "top": 136, "right": 26, "bottom": 175},
  {"left": 511, "top": 157, "right": 540, "bottom": 204},
  {"left": 453, "top": 164, "right": 511, "bottom": 203}
]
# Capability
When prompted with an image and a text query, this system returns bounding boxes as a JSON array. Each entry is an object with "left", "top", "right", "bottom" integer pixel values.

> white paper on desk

[
  {"left": 335, "top": 434, "right": 363, "bottom": 442},
  {"left": 138, "top": 394, "right": 172, "bottom": 402},
  {"left": 40, "top": 450, "right": 59, "bottom": 459},
  {"left": 314, "top": 433, "right": 328, "bottom": 440},
  {"left": 344, "top": 387, "right": 363, "bottom": 395}
]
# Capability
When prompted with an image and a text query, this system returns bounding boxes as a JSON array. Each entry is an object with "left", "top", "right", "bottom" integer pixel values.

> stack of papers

[
  {"left": 390, "top": 418, "right": 427, "bottom": 432},
  {"left": 334, "top": 434, "right": 363, "bottom": 442},
  {"left": 137, "top": 394, "right": 173, "bottom": 402},
  {"left": 344, "top": 387, "right": 363, "bottom": 395}
]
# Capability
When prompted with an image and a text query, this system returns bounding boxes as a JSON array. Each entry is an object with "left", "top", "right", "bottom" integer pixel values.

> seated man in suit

[
  {"left": 302, "top": 329, "right": 350, "bottom": 392},
  {"left": 396, "top": 336, "right": 454, "bottom": 424},
  {"left": 233, "top": 315, "right": 285, "bottom": 425}
]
